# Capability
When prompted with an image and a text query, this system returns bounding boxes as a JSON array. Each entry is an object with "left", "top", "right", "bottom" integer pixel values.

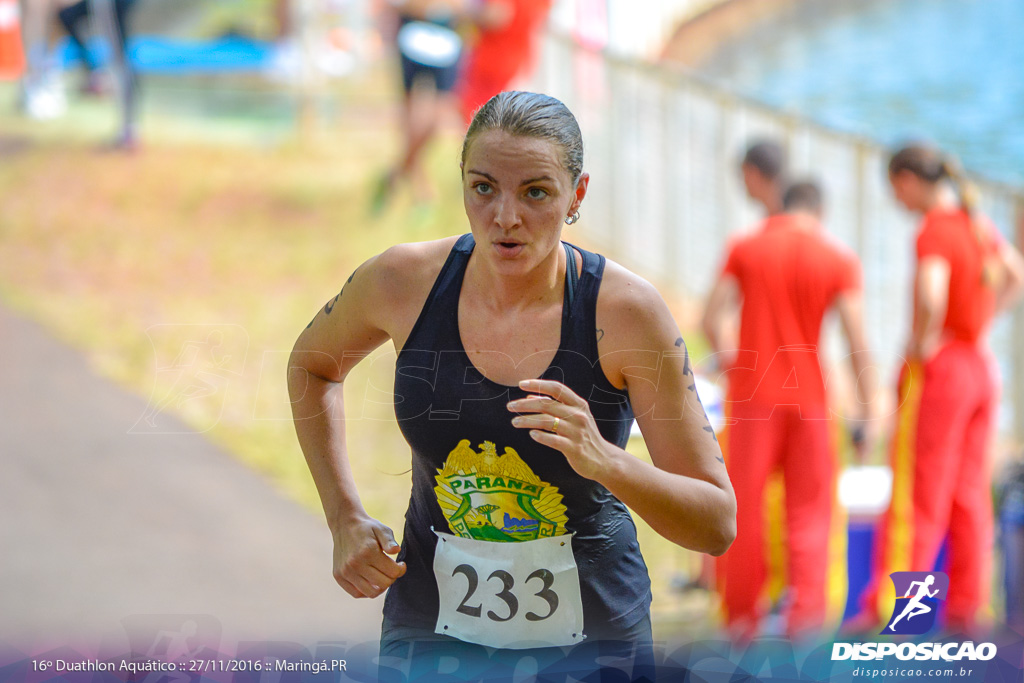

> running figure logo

[{"left": 883, "top": 571, "right": 949, "bottom": 635}]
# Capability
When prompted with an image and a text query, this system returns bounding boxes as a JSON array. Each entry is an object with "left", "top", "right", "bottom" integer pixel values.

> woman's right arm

[{"left": 287, "top": 251, "right": 407, "bottom": 599}]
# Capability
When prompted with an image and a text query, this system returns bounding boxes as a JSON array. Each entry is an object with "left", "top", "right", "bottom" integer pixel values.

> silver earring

[{"left": 565, "top": 211, "right": 580, "bottom": 225}]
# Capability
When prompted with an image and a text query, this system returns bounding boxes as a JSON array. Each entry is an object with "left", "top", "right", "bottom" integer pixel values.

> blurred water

[{"left": 701, "top": 0, "right": 1024, "bottom": 185}]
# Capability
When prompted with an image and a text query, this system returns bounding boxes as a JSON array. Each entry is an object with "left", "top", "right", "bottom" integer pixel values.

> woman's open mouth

[{"left": 494, "top": 241, "right": 525, "bottom": 257}]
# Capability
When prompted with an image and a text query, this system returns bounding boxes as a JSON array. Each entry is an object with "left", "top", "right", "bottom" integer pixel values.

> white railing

[{"left": 532, "top": 33, "right": 1024, "bottom": 439}]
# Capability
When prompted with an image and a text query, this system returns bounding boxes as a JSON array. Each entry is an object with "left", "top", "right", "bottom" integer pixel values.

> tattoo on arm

[
  {"left": 323, "top": 290, "right": 342, "bottom": 315},
  {"left": 709, "top": 427, "right": 724, "bottom": 461},
  {"left": 678, "top": 337, "right": 723, "bottom": 453},
  {"left": 306, "top": 270, "right": 357, "bottom": 328},
  {"left": 596, "top": 328, "right": 605, "bottom": 342},
  {"left": 326, "top": 271, "right": 356, "bottom": 314}
]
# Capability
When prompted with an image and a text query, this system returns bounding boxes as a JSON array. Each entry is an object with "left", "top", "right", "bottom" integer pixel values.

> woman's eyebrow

[
  {"left": 467, "top": 169, "right": 497, "bottom": 182},
  {"left": 520, "top": 176, "right": 554, "bottom": 186}
]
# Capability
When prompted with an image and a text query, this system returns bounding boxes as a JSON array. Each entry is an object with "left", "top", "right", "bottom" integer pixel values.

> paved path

[{"left": 0, "top": 304, "right": 384, "bottom": 654}]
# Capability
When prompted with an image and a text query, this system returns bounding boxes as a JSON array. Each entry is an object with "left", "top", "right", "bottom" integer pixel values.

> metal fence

[{"left": 532, "top": 33, "right": 1024, "bottom": 439}]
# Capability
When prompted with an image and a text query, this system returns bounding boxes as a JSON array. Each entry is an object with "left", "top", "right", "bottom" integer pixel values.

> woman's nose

[{"left": 493, "top": 196, "right": 521, "bottom": 229}]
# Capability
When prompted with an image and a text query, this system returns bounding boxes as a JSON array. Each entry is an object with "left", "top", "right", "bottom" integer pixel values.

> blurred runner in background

[
  {"left": 8, "top": 0, "right": 75, "bottom": 122},
  {"left": 16, "top": 0, "right": 68, "bottom": 120},
  {"left": 372, "top": 0, "right": 466, "bottom": 212},
  {"left": 456, "top": 0, "right": 551, "bottom": 123},
  {"left": 57, "top": 0, "right": 139, "bottom": 149},
  {"left": 703, "top": 180, "right": 875, "bottom": 641}
]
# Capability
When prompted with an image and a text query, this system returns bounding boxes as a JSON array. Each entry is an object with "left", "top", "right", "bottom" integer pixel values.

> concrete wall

[
  {"left": 659, "top": 0, "right": 810, "bottom": 67},
  {"left": 549, "top": 0, "right": 725, "bottom": 59}
]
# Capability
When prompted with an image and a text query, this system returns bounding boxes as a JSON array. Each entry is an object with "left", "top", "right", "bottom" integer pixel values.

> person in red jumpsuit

[
  {"left": 703, "top": 181, "right": 875, "bottom": 640},
  {"left": 851, "top": 144, "right": 1024, "bottom": 634},
  {"left": 456, "top": 0, "right": 552, "bottom": 123}
]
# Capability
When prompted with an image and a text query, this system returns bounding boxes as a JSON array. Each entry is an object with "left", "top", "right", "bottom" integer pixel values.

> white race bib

[
  {"left": 432, "top": 531, "right": 585, "bottom": 649},
  {"left": 396, "top": 21, "right": 462, "bottom": 68}
]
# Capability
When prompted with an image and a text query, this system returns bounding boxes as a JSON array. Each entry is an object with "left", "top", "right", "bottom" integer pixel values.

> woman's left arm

[
  {"left": 994, "top": 239, "right": 1024, "bottom": 314},
  {"left": 508, "top": 272, "right": 736, "bottom": 556}
]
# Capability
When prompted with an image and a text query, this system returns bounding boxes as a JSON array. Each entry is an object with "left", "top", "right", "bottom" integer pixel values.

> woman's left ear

[{"left": 571, "top": 172, "right": 590, "bottom": 212}]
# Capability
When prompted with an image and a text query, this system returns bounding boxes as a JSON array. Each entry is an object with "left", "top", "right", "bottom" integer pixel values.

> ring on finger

[{"left": 552, "top": 416, "right": 560, "bottom": 434}]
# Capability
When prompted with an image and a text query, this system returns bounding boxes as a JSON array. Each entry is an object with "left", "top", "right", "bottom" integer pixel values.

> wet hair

[
  {"left": 742, "top": 140, "right": 787, "bottom": 181},
  {"left": 461, "top": 91, "right": 584, "bottom": 185},
  {"left": 888, "top": 143, "right": 978, "bottom": 216},
  {"left": 782, "top": 180, "right": 823, "bottom": 214}
]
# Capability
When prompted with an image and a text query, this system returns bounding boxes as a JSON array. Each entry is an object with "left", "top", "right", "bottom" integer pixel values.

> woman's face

[
  {"left": 462, "top": 129, "right": 587, "bottom": 275},
  {"left": 889, "top": 169, "right": 926, "bottom": 213}
]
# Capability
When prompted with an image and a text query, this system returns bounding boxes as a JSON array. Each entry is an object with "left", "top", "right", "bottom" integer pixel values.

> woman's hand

[
  {"left": 331, "top": 516, "right": 407, "bottom": 599},
  {"left": 905, "top": 328, "right": 951, "bottom": 365},
  {"left": 507, "top": 379, "right": 622, "bottom": 482}
]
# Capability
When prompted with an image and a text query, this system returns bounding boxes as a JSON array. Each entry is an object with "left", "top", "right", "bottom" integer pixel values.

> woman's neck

[
  {"left": 465, "top": 244, "right": 565, "bottom": 313},
  {"left": 921, "top": 184, "right": 957, "bottom": 213}
]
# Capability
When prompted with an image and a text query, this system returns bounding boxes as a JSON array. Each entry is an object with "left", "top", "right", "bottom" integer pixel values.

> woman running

[{"left": 289, "top": 91, "right": 735, "bottom": 677}]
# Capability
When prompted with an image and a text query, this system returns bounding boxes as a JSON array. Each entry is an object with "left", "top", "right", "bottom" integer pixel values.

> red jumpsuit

[
  {"left": 860, "top": 208, "right": 1002, "bottom": 632},
  {"left": 717, "top": 215, "right": 862, "bottom": 639},
  {"left": 457, "top": 0, "right": 552, "bottom": 123}
]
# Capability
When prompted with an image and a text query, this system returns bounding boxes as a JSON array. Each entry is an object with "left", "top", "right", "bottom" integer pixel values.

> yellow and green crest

[{"left": 434, "top": 439, "right": 569, "bottom": 542}]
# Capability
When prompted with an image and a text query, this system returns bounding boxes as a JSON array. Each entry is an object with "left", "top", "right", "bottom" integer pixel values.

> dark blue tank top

[{"left": 384, "top": 234, "right": 652, "bottom": 636}]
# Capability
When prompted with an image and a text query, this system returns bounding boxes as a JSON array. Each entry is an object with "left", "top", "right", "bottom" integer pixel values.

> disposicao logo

[
  {"left": 831, "top": 571, "right": 999, "bottom": 663},
  {"left": 882, "top": 571, "right": 949, "bottom": 635},
  {"left": 831, "top": 641, "right": 997, "bottom": 662}
]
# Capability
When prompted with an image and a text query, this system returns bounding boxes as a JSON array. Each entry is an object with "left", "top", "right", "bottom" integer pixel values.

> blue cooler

[{"left": 839, "top": 466, "right": 892, "bottom": 618}]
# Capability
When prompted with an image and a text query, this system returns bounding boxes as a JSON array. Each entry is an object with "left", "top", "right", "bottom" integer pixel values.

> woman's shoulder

[
  {"left": 355, "top": 236, "right": 463, "bottom": 338},
  {"left": 917, "top": 207, "right": 991, "bottom": 252},
  {"left": 596, "top": 257, "right": 674, "bottom": 344},
  {"left": 370, "top": 236, "right": 462, "bottom": 282},
  {"left": 598, "top": 258, "right": 663, "bottom": 310},
  {"left": 920, "top": 206, "right": 969, "bottom": 232},
  {"left": 592, "top": 257, "right": 683, "bottom": 389}
]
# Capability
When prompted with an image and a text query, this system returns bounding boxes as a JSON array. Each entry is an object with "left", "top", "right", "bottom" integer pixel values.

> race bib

[
  {"left": 432, "top": 531, "right": 585, "bottom": 649},
  {"left": 396, "top": 21, "right": 462, "bottom": 68}
]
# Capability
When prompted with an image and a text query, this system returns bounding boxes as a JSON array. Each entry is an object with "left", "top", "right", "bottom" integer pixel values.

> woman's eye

[
  {"left": 527, "top": 187, "right": 548, "bottom": 199},
  {"left": 473, "top": 183, "right": 492, "bottom": 195}
]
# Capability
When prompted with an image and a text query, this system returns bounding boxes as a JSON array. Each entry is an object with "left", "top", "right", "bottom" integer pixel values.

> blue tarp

[{"left": 57, "top": 34, "right": 274, "bottom": 73}]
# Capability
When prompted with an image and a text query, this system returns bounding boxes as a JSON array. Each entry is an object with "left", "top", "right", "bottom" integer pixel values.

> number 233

[{"left": 452, "top": 564, "right": 559, "bottom": 623}]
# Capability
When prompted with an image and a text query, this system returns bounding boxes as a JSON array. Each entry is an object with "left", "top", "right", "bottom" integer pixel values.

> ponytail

[
  {"left": 939, "top": 156, "right": 980, "bottom": 218},
  {"left": 890, "top": 144, "right": 1000, "bottom": 287},
  {"left": 940, "top": 156, "right": 1001, "bottom": 286}
]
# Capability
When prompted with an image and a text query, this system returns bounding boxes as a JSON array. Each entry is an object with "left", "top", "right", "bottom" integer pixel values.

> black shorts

[
  {"left": 400, "top": 51, "right": 459, "bottom": 94},
  {"left": 396, "top": 17, "right": 461, "bottom": 94},
  {"left": 378, "top": 613, "right": 656, "bottom": 682}
]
